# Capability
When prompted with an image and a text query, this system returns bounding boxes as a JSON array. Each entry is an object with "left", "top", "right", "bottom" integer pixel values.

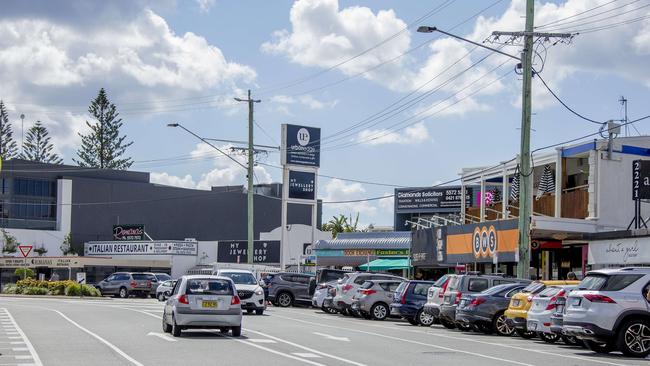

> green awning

[{"left": 358, "top": 258, "right": 411, "bottom": 271}]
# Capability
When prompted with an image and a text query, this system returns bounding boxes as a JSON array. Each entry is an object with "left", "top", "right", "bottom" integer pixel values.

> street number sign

[
  {"left": 18, "top": 245, "right": 33, "bottom": 258},
  {"left": 632, "top": 160, "right": 650, "bottom": 200}
]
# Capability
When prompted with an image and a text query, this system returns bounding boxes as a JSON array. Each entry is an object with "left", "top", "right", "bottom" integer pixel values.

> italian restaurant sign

[
  {"left": 395, "top": 187, "right": 472, "bottom": 213},
  {"left": 84, "top": 241, "right": 198, "bottom": 256},
  {"left": 588, "top": 237, "right": 648, "bottom": 265}
]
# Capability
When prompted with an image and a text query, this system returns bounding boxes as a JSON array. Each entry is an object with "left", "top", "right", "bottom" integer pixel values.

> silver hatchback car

[
  {"left": 162, "top": 275, "right": 243, "bottom": 337},
  {"left": 351, "top": 279, "right": 404, "bottom": 320}
]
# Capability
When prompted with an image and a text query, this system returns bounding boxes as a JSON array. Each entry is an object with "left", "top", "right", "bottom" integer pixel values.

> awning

[{"left": 358, "top": 258, "right": 411, "bottom": 271}]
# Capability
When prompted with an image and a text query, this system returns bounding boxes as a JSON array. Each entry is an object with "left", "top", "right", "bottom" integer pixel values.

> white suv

[
  {"left": 563, "top": 267, "right": 650, "bottom": 358},
  {"left": 214, "top": 269, "right": 266, "bottom": 315},
  {"left": 332, "top": 272, "right": 405, "bottom": 316}
]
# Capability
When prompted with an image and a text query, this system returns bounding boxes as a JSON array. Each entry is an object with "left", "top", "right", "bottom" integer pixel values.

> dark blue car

[{"left": 390, "top": 280, "right": 436, "bottom": 326}]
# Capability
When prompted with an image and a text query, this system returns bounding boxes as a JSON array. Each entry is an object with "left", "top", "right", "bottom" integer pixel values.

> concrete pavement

[{"left": 0, "top": 297, "right": 646, "bottom": 366}]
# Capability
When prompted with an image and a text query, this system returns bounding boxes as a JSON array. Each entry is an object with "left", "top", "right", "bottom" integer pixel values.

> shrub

[
  {"left": 22, "top": 287, "right": 49, "bottom": 295},
  {"left": 2, "top": 284, "right": 19, "bottom": 294},
  {"left": 14, "top": 268, "right": 35, "bottom": 279},
  {"left": 65, "top": 283, "right": 81, "bottom": 296},
  {"left": 82, "top": 285, "right": 101, "bottom": 297}
]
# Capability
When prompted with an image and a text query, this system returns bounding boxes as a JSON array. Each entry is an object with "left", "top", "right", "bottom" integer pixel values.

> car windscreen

[
  {"left": 446, "top": 276, "right": 460, "bottom": 291},
  {"left": 434, "top": 274, "right": 449, "bottom": 287},
  {"left": 360, "top": 281, "right": 374, "bottom": 290},
  {"left": 395, "top": 282, "right": 408, "bottom": 295},
  {"left": 538, "top": 287, "right": 562, "bottom": 298},
  {"left": 155, "top": 274, "right": 172, "bottom": 281},
  {"left": 522, "top": 282, "right": 544, "bottom": 293},
  {"left": 220, "top": 272, "right": 257, "bottom": 285},
  {"left": 578, "top": 274, "right": 643, "bottom": 291},
  {"left": 480, "top": 283, "right": 512, "bottom": 295},
  {"left": 320, "top": 270, "right": 347, "bottom": 283},
  {"left": 186, "top": 279, "right": 234, "bottom": 295},
  {"left": 132, "top": 274, "right": 151, "bottom": 281}
]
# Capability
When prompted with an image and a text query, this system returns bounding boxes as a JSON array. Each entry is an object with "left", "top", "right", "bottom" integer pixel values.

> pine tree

[
  {"left": 74, "top": 88, "right": 133, "bottom": 169},
  {"left": 0, "top": 100, "right": 19, "bottom": 161},
  {"left": 20, "top": 121, "right": 63, "bottom": 164}
]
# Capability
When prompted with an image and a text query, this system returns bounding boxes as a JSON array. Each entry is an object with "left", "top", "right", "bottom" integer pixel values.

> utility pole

[
  {"left": 620, "top": 96, "right": 628, "bottom": 136},
  {"left": 492, "top": 0, "right": 572, "bottom": 280},
  {"left": 20, "top": 114, "right": 25, "bottom": 155},
  {"left": 235, "top": 90, "right": 261, "bottom": 264}
]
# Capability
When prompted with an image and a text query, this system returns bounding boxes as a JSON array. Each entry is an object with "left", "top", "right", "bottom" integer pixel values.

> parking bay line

[
  {"left": 281, "top": 310, "right": 633, "bottom": 366},
  {"left": 0, "top": 308, "right": 43, "bottom": 366},
  {"left": 147, "top": 332, "right": 177, "bottom": 342},
  {"left": 246, "top": 329, "right": 366, "bottom": 366},
  {"left": 271, "top": 313, "right": 534, "bottom": 366}
]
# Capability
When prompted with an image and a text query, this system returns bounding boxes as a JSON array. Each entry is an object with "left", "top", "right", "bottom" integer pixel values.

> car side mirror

[
  {"left": 259, "top": 280, "right": 265, "bottom": 287},
  {"left": 164, "top": 291, "right": 171, "bottom": 297}
]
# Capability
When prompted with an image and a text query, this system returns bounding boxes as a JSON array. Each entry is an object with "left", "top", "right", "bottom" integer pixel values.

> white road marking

[
  {"left": 247, "top": 329, "right": 366, "bottom": 366},
  {"left": 14, "top": 355, "right": 32, "bottom": 360},
  {"left": 234, "top": 338, "right": 327, "bottom": 366},
  {"left": 50, "top": 309, "right": 144, "bottom": 366},
  {"left": 247, "top": 339, "right": 277, "bottom": 343},
  {"left": 12, "top": 347, "right": 29, "bottom": 351},
  {"left": 1, "top": 309, "right": 43, "bottom": 366},
  {"left": 293, "top": 353, "right": 321, "bottom": 358},
  {"left": 146, "top": 332, "right": 177, "bottom": 342},
  {"left": 312, "top": 332, "right": 350, "bottom": 342},
  {"left": 272, "top": 313, "right": 534, "bottom": 366}
]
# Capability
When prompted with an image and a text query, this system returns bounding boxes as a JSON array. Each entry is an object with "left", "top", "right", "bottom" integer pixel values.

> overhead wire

[
  {"left": 535, "top": 72, "right": 604, "bottom": 125},
  {"left": 536, "top": 0, "right": 644, "bottom": 30},
  {"left": 534, "top": 0, "right": 619, "bottom": 28},
  {"left": 541, "top": 1, "right": 650, "bottom": 32}
]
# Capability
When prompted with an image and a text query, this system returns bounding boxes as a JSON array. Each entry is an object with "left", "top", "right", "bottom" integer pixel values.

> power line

[
  {"left": 541, "top": 1, "right": 650, "bottom": 32},
  {"left": 568, "top": 13, "right": 650, "bottom": 33},
  {"left": 535, "top": 0, "right": 620, "bottom": 28},
  {"left": 535, "top": 72, "right": 604, "bottom": 125}
]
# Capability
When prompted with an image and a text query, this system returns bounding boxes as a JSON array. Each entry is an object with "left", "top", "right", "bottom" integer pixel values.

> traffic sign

[
  {"left": 76, "top": 272, "right": 86, "bottom": 284},
  {"left": 18, "top": 245, "right": 32, "bottom": 258}
]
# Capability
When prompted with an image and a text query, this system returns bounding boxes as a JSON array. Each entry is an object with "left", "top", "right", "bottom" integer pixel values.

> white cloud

[
  {"left": 356, "top": 122, "right": 430, "bottom": 146},
  {"left": 322, "top": 178, "right": 378, "bottom": 217},
  {"left": 189, "top": 143, "right": 273, "bottom": 189},
  {"left": 196, "top": 0, "right": 216, "bottom": 13},
  {"left": 150, "top": 172, "right": 196, "bottom": 189},
  {"left": 270, "top": 94, "right": 338, "bottom": 110}
]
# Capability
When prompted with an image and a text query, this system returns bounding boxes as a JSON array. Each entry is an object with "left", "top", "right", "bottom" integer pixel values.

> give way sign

[{"left": 18, "top": 245, "right": 33, "bottom": 258}]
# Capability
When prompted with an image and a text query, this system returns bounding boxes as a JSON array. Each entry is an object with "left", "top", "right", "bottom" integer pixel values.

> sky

[{"left": 1, "top": 0, "right": 649, "bottom": 227}]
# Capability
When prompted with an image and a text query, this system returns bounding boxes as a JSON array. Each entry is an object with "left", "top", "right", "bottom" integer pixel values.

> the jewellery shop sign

[
  {"left": 588, "top": 237, "right": 649, "bottom": 265},
  {"left": 282, "top": 124, "right": 321, "bottom": 167},
  {"left": 84, "top": 241, "right": 198, "bottom": 256}
]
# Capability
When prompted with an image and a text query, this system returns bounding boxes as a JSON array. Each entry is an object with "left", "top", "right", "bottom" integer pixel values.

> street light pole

[{"left": 235, "top": 90, "right": 261, "bottom": 265}]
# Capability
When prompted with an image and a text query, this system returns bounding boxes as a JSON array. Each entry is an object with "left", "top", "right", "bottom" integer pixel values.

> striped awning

[{"left": 314, "top": 231, "right": 411, "bottom": 250}]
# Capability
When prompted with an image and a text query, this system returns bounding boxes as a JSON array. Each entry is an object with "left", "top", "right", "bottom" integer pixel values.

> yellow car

[{"left": 505, "top": 280, "right": 579, "bottom": 338}]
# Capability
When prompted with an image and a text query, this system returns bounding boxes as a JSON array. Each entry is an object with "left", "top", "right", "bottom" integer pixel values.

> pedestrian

[{"left": 566, "top": 272, "right": 577, "bottom": 280}]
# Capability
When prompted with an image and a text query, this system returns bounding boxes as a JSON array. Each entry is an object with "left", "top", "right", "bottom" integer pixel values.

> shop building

[
  {"left": 0, "top": 159, "right": 322, "bottom": 283},
  {"left": 411, "top": 136, "right": 650, "bottom": 279}
]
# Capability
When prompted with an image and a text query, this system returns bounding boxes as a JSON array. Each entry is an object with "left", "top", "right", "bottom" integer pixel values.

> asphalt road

[{"left": 0, "top": 296, "right": 647, "bottom": 366}]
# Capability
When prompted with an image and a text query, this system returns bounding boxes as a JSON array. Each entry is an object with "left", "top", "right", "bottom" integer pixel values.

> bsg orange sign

[{"left": 472, "top": 225, "right": 498, "bottom": 259}]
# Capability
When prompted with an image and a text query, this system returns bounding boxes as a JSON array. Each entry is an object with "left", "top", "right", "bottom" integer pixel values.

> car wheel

[
  {"left": 457, "top": 323, "right": 473, "bottom": 332},
  {"left": 616, "top": 318, "right": 650, "bottom": 358},
  {"left": 493, "top": 313, "right": 514, "bottom": 336},
  {"left": 255, "top": 309, "right": 264, "bottom": 315},
  {"left": 340, "top": 308, "right": 350, "bottom": 316},
  {"left": 246, "top": 309, "right": 254, "bottom": 314},
  {"left": 538, "top": 332, "right": 559, "bottom": 343},
  {"left": 561, "top": 335, "right": 580, "bottom": 346},
  {"left": 584, "top": 340, "right": 616, "bottom": 354},
  {"left": 477, "top": 322, "right": 494, "bottom": 335},
  {"left": 231, "top": 326, "right": 242, "bottom": 337},
  {"left": 171, "top": 316, "right": 182, "bottom": 337},
  {"left": 407, "top": 317, "right": 419, "bottom": 326},
  {"left": 440, "top": 318, "right": 456, "bottom": 329},
  {"left": 277, "top": 292, "right": 293, "bottom": 307},
  {"left": 118, "top": 287, "right": 128, "bottom": 299},
  {"left": 370, "top": 303, "right": 389, "bottom": 321},
  {"left": 150, "top": 294, "right": 156, "bottom": 299},
  {"left": 515, "top": 329, "right": 536, "bottom": 339},
  {"left": 161, "top": 313, "right": 172, "bottom": 333},
  {"left": 360, "top": 311, "right": 372, "bottom": 320},
  {"left": 322, "top": 306, "right": 337, "bottom": 314},
  {"left": 418, "top": 310, "right": 435, "bottom": 326}
]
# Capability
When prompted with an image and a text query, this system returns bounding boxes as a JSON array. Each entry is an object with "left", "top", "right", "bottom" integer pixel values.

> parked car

[
  {"left": 162, "top": 275, "right": 243, "bottom": 337},
  {"left": 96, "top": 272, "right": 154, "bottom": 298},
  {"left": 391, "top": 280, "right": 436, "bottom": 326},
  {"left": 505, "top": 280, "right": 579, "bottom": 338},
  {"left": 312, "top": 280, "right": 339, "bottom": 314},
  {"left": 562, "top": 267, "right": 650, "bottom": 358},
  {"left": 351, "top": 279, "right": 404, "bottom": 320},
  {"left": 333, "top": 272, "right": 405, "bottom": 316},
  {"left": 423, "top": 274, "right": 451, "bottom": 320},
  {"left": 267, "top": 272, "right": 315, "bottom": 307},
  {"left": 455, "top": 282, "right": 529, "bottom": 336},
  {"left": 526, "top": 285, "right": 577, "bottom": 343},
  {"left": 156, "top": 280, "right": 177, "bottom": 301},
  {"left": 309, "top": 269, "right": 351, "bottom": 298},
  {"left": 549, "top": 295, "right": 582, "bottom": 346},
  {"left": 214, "top": 269, "right": 266, "bottom": 315},
  {"left": 148, "top": 272, "right": 172, "bottom": 298},
  {"left": 439, "top": 274, "right": 524, "bottom": 330}
]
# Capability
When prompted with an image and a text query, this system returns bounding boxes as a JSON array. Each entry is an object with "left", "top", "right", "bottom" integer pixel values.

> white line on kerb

[
  {"left": 246, "top": 329, "right": 366, "bottom": 366},
  {"left": 51, "top": 310, "right": 144, "bottom": 366},
  {"left": 1, "top": 308, "right": 43, "bottom": 366}
]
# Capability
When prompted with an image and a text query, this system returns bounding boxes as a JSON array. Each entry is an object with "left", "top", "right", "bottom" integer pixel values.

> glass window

[
  {"left": 395, "top": 282, "right": 408, "bottom": 296},
  {"left": 413, "top": 283, "right": 431, "bottom": 296},
  {"left": 538, "top": 287, "right": 562, "bottom": 298},
  {"left": 171, "top": 280, "right": 181, "bottom": 295},
  {"left": 155, "top": 274, "right": 172, "bottom": 282},
  {"left": 434, "top": 274, "right": 450, "bottom": 287},
  {"left": 221, "top": 272, "right": 257, "bottom": 285},
  {"left": 446, "top": 276, "right": 460, "bottom": 291},
  {"left": 387, "top": 282, "right": 402, "bottom": 292},
  {"left": 360, "top": 281, "right": 374, "bottom": 290},
  {"left": 116, "top": 274, "right": 131, "bottom": 281},
  {"left": 354, "top": 275, "right": 370, "bottom": 285},
  {"left": 468, "top": 278, "right": 489, "bottom": 292},
  {"left": 522, "top": 282, "right": 545, "bottom": 293},
  {"left": 132, "top": 274, "right": 151, "bottom": 281},
  {"left": 295, "top": 275, "right": 312, "bottom": 284},
  {"left": 505, "top": 288, "right": 523, "bottom": 298},
  {"left": 186, "top": 279, "right": 233, "bottom": 295},
  {"left": 579, "top": 274, "right": 644, "bottom": 291},
  {"left": 493, "top": 279, "right": 515, "bottom": 286}
]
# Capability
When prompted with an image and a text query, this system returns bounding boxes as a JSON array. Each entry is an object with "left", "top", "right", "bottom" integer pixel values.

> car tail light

[
  {"left": 543, "top": 322, "right": 551, "bottom": 326},
  {"left": 130, "top": 281, "right": 137, "bottom": 289},
  {"left": 455, "top": 292, "right": 463, "bottom": 305},
  {"left": 401, "top": 288, "right": 408, "bottom": 304},
  {"left": 178, "top": 294, "right": 189, "bottom": 304},
  {"left": 147, "top": 281, "right": 152, "bottom": 288},
  {"left": 583, "top": 294, "right": 616, "bottom": 303},
  {"left": 231, "top": 296, "right": 241, "bottom": 305},
  {"left": 469, "top": 297, "right": 485, "bottom": 306},
  {"left": 439, "top": 279, "right": 449, "bottom": 298},
  {"left": 360, "top": 289, "right": 376, "bottom": 296},
  {"left": 545, "top": 290, "right": 565, "bottom": 310},
  {"left": 342, "top": 284, "right": 353, "bottom": 293}
]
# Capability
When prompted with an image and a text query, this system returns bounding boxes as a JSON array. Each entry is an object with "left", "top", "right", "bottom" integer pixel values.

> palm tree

[{"left": 322, "top": 213, "right": 360, "bottom": 238}]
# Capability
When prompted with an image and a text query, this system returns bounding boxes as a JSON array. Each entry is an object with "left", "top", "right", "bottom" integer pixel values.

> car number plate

[
  {"left": 570, "top": 298, "right": 581, "bottom": 306},
  {"left": 528, "top": 321, "right": 537, "bottom": 331},
  {"left": 202, "top": 300, "right": 218, "bottom": 308},
  {"left": 512, "top": 299, "right": 520, "bottom": 307}
]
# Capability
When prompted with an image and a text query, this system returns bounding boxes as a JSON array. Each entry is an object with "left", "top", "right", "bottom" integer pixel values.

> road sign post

[
  {"left": 77, "top": 272, "right": 86, "bottom": 298},
  {"left": 18, "top": 245, "right": 33, "bottom": 280}
]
